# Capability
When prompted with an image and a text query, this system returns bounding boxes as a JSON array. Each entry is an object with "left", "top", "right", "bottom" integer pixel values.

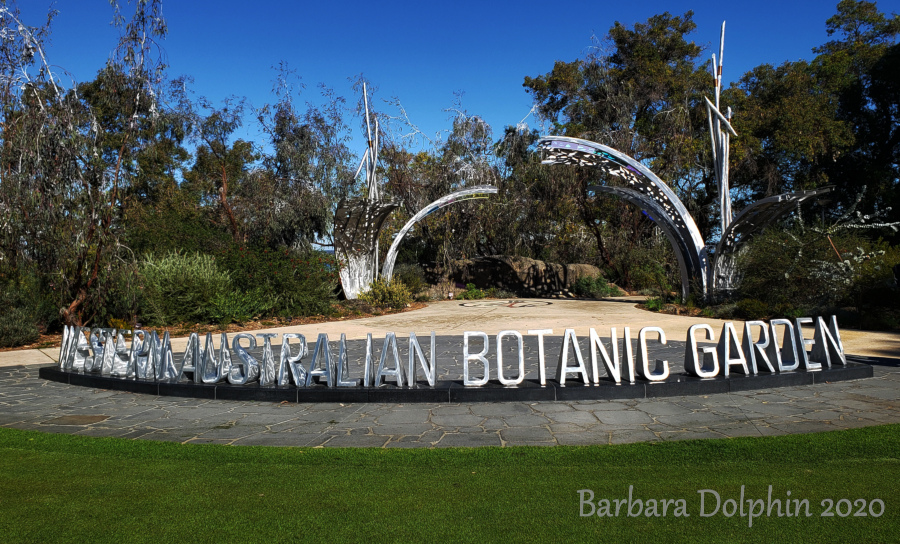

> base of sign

[{"left": 39, "top": 358, "right": 874, "bottom": 403}]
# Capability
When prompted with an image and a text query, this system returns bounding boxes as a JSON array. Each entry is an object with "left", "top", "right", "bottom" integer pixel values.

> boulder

[{"left": 439, "top": 256, "right": 602, "bottom": 296}]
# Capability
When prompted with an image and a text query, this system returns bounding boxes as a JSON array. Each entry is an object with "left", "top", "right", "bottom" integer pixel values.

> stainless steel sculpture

[
  {"left": 539, "top": 22, "right": 832, "bottom": 300},
  {"left": 335, "top": 85, "right": 498, "bottom": 298},
  {"left": 711, "top": 188, "right": 830, "bottom": 293},
  {"left": 702, "top": 23, "right": 830, "bottom": 294},
  {"left": 335, "top": 83, "right": 401, "bottom": 299},
  {"left": 380, "top": 185, "right": 498, "bottom": 281},
  {"left": 334, "top": 198, "right": 399, "bottom": 299},
  {"left": 539, "top": 136, "right": 709, "bottom": 299},
  {"left": 707, "top": 22, "right": 736, "bottom": 235}
]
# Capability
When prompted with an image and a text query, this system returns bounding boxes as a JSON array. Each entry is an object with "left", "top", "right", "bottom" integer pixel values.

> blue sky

[{"left": 18, "top": 0, "right": 900, "bottom": 151}]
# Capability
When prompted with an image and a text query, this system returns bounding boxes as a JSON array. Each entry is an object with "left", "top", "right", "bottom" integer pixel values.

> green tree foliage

[
  {"left": 815, "top": 0, "right": 900, "bottom": 224},
  {"left": 728, "top": 1, "right": 898, "bottom": 227},
  {"left": 520, "top": 11, "right": 706, "bottom": 288},
  {"left": 0, "top": 0, "right": 174, "bottom": 326},
  {"left": 726, "top": 60, "right": 854, "bottom": 201},
  {"left": 181, "top": 96, "right": 258, "bottom": 243},
  {"left": 0, "top": 0, "right": 897, "bottom": 341},
  {"left": 254, "top": 65, "right": 356, "bottom": 250}
]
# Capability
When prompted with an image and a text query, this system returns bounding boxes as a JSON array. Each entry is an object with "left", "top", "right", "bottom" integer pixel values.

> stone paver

[{"left": 0, "top": 360, "right": 896, "bottom": 448}]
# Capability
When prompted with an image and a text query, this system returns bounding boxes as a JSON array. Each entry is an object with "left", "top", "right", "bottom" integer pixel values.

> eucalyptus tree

[
  {"left": 522, "top": 11, "right": 712, "bottom": 288},
  {"left": 813, "top": 0, "right": 899, "bottom": 224},
  {"left": 0, "top": 0, "right": 173, "bottom": 326},
  {"left": 724, "top": 0, "right": 898, "bottom": 233},
  {"left": 180, "top": 96, "right": 257, "bottom": 244},
  {"left": 253, "top": 67, "right": 356, "bottom": 250}
]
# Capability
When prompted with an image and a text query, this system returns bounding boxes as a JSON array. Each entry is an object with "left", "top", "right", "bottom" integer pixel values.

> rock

[{"left": 436, "top": 255, "right": 602, "bottom": 295}]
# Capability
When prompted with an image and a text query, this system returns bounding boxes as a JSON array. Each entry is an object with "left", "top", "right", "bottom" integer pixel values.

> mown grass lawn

[{"left": 0, "top": 424, "right": 897, "bottom": 543}]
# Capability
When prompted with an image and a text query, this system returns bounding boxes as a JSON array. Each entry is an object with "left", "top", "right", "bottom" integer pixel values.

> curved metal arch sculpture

[
  {"left": 539, "top": 136, "right": 709, "bottom": 299},
  {"left": 334, "top": 82, "right": 402, "bottom": 300},
  {"left": 587, "top": 185, "right": 704, "bottom": 300},
  {"left": 381, "top": 185, "right": 499, "bottom": 281},
  {"left": 538, "top": 25, "right": 835, "bottom": 301}
]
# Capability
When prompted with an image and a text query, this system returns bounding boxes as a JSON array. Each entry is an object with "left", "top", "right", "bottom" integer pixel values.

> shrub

[
  {"left": 455, "top": 283, "right": 486, "bottom": 300},
  {"left": 0, "top": 269, "right": 58, "bottom": 346},
  {"left": 107, "top": 317, "right": 130, "bottom": 331},
  {"left": 644, "top": 297, "right": 664, "bottom": 311},
  {"left": 209, "top": 288, "right": 273, "bottom": 325},
  {"left": 214, "top": 246, "right": 338, "bottom": 318},
  {"left": 738, "top": 228, "right": 900, "bottom": 313},
  {"left": 90, "top": 261, "right": 144, "bottom": 329},
  {"left": 772, "top": 302, "right": 804, "bottom": 319},
  {"left": 735, "top": 298, "right": 769, "bottom": 320},
  {"left": 139, "top": 252, "right": 232, "bottom": 325},
  {"left": 394, "top": 264, "right": 427, "bottom": 295},
  {"left": 485, "top": 287, "right": 515, "bottom": 298},
  {"left": 572, "top": 275, "right": 622, "bottom": 298},
  {"left": 0, "top": 307, "right": 39, "bottom": 348},
  {"left": 359, "top": 278, "right": 412, "bottom": 309}
]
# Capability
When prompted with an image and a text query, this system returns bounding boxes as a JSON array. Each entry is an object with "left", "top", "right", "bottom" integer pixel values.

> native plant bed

[{"left": 0, "top": 425, "right": 897, "bottom": 542}]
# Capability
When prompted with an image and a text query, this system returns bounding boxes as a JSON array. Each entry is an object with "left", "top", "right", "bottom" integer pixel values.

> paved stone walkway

[{"left": 2, "top": 357, "right": 897, "bottom": 447}]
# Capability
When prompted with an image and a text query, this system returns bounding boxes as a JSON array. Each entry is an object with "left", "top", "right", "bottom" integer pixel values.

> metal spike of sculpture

[
  {"left": 334, "top": 83, "right": 401, "bottom": 299},
  {"left": 703, "top": 23, "right": 830, "bottom": 294},
  {"left": 538, "top": 22, "right": 830, "bottom": 300}
]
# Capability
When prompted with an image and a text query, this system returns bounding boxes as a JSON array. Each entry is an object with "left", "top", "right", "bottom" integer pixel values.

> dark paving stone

[
  {"left": 500, "top": 427, "right": 554, "bottom": 442},
  {"left": 593, "top": 410, "right": 654, "bottom": 425},
  {"left": 323, "top": 434, "right": 389, "bottom": 448},
  {"left": 159, "top": 382, "right": 217, "bottom": 400},
  {"left": 430, "top": 414, "right": 484, "bottom": 427},
  {"left": 231, "top": 433, "right": 302, "bottom": 446},
  {"left": 43, "top": 415, "right": 109, "bottom": 425},
  {"left": 436, "top": 433, "right": 502, "bottom": 448}
]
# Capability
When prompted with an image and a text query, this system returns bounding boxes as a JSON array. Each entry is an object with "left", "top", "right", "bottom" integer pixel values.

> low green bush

[
  {"left": 735, "top": 298, "right": 769, "bottom": 320},
  {"left": 772, "top": 302, "right": 805, "bottom": 319},
  {"left": 91, "top": 261, "right": 143, "bottom": 329},
  {"left": 214, "top": 247, "right": 338, "bottom": 318},
  {"left": 738, "top": 228, "right": 900, "bottom": 329},
  {"left": 455, "top": 283, "right": 486, "bottom": 300},
  {"left": 393, "top": 264, "right": 427, "bottom": 295},
  {"left": 0, "top": 269, "right": 59, "bottom": 346},
  {"left": 139, "top": 252, "right": 232, "bottom": 325},
  {"left": 572, "top": 275, "right": 622, "bottom": 298},
  {"left": 209, "top": 288, "right": 273, "bottom": 325},
  {"left": 485, "top": 287, "right": 516, "bottom": 298},
  {"left": 359, "top": 278, "right": 412, "bottom": 309},
  {"left": 0, "top": 307, "right": 39, "bottom": 348}
]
